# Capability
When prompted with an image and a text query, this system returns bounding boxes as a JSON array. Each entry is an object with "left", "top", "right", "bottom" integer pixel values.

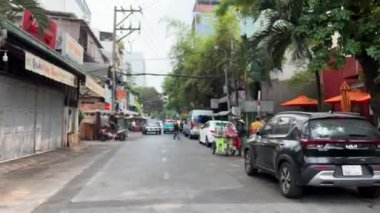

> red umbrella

[{"left": 281, "top": 96, "right": 318, "bottom": 107}]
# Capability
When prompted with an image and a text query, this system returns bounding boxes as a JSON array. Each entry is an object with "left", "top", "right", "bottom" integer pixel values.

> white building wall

[
  {"left": 125, "top": 52, "right": 147, "bottom": 87},
  {"left": 39, "top": 0, "right": 91, "bottom": 22}
]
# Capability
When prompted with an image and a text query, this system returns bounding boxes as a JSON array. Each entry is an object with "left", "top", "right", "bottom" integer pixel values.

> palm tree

[
  {"left": 0, "top": 0, "right": 49, "bottom": 30},
  {"left": 219, "top": 0, "right": 323, "bottom": 109}
]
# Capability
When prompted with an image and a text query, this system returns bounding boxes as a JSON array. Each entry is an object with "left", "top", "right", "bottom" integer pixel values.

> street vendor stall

[
  {"left": 80, "top": 110, "right": 113, "bottom": 140},
  {"left": 280, "top": 95, "right": 318, "bottom": 111},
  {"left": 212, "top": 123, "right": 242, "bottom": 156},
  {"left": 324, "top": 82, "right": 371, "bottom": 118}
]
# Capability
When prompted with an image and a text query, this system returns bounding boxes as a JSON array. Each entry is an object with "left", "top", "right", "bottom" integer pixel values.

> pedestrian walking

[{"left": 173, "top": 122, "right": 181, "bottom": 140}]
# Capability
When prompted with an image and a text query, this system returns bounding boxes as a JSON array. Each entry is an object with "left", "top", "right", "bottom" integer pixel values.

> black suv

[{"left": 244, "top": 111, "right": 380, "bottom": 198}]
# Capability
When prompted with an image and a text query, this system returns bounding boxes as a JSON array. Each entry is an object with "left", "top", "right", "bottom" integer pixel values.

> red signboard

[
  {"left": 22, "top": 10, "right": 58, "bottom": 49},
  {"left": 116, "top": 89, "right": 127, "bottom": 100}
]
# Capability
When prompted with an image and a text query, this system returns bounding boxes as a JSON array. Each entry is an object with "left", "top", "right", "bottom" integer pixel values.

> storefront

[
  {"left": 0, "top": 20, "right": 91, "bottom": 162},
  {"left": 322, "top": 57, "right": 371, "bottom": 120}
]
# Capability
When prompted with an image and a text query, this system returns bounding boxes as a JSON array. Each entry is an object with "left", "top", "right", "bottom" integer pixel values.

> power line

[
  {"left": 117, "top": 72, "right": 223, "bottom": 79},
  {"left": 127, "top": 57, "right": 175, "bottom": 61},
  {"left": 141, "top": 15, "right": 166, "bottom": 56}
]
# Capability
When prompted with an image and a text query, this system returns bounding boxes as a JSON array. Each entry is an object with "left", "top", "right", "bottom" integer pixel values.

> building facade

[
  {"left": 38, "top": 0, "right": 92, "bottom": 23},
  {"left": 125, "top": 52, "right": 147, "bottom": 87},
  {"left": 0, "top": 0, "right": 106, "bottom": 162}
]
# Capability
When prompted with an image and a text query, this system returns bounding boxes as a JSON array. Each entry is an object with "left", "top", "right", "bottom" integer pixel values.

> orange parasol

[
  {"left": 340, "top": 81, "right": 351, "bottom": 112},
  {"left": 324, "top": 91, "right": 370, "bottom": 103},
  {"left": 281, "top": 95, "right": 318, "bottom": 107}
]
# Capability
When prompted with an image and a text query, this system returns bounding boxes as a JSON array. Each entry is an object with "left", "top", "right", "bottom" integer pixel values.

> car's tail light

[
  {"left": 210, "top": 130, "right": 215, "bottom": 134},
  {"left": 190, "top": 122, "right": 194, "bottom": 129},
  {"left": 314, "top": 166, "right": 332, "bottom": 171},
  {"left": 300, "top": 139, "right": 329, "bottom": 149}
]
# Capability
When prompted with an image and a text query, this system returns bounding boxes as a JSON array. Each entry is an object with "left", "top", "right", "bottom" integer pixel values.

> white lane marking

[
  {"left": 163, "top": 172, "right": 170, "bottom": 180},
  {"left": 161, "top": 157, "right": 167, "bottom": 163}
]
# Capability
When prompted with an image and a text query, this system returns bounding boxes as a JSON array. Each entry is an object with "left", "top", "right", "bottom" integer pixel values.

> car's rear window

[
  {"left": 308, "top": 118, "right": 380, "bottom": 140},
  {"left": 195, "top": 115, "right": 213, "bottom": 124},
  {"left": 215, "top": 122, "right": 229, "bottom": 127},
  {"left": 148, "top": 123, "right": 159, "bottom": 127}
]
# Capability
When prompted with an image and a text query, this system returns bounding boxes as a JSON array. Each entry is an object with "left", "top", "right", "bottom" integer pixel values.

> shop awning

[
  {"left": 281, "top": 96, "right": 318, "bottom": 107},
  {"left": 84, "top": 76, "right": 105, "bottom": 97},
  {"left": 214, "top": 111, "right": 230, "bottom": 116},
  {"left": 122, "top": 110, "right": 140, "bottom": 116},
  {"left": 1, "top": 20, "right": 107, "bottom": 95},
  {"left": 324, "top": 91, "right": 370, "bottom": 104}
]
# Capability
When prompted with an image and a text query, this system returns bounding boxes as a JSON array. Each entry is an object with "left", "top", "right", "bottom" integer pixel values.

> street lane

[{"left": 35, "top": 133, "right": 380, "bottom": 212}]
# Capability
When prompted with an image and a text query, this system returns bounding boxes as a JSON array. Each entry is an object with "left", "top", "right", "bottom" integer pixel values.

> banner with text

[{"left": 25, "top": 51, "right": 77, "bottom": 88}]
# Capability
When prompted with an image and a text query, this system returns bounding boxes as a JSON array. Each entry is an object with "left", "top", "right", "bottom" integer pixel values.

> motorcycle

[{"left": 99, "top": 125, "right": 127, "bottom": 141}]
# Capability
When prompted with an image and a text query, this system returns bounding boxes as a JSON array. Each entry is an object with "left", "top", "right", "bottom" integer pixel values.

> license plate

[{"left": 342, "top": 165, "right": 362, "bottom": 176}]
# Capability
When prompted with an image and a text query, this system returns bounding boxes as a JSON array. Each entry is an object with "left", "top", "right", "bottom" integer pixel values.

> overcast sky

[{"left": 86, "top": 0, "right": 196, "bottom": 93}]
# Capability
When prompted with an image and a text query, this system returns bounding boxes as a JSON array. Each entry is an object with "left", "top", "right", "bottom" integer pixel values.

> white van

[{"left": 183, "top": 110, "right": 213, "bottom": 139}]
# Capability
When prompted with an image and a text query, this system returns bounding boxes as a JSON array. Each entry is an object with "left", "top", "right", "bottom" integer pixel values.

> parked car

[
  {"left": 142, "top": 122, "right": 161, "bottom": 135},
  {"left": 199, "top": 120, "right": 232, "bottom": 147},
  {"left": 183, "top": 110, "right": 213, "bottom": 139},
  {"left": 244, "top": 111, "right": 380, "bottom": 198},
  {"left": 163, "top": 121, "right": 175, "bottom": 134},
  {"left": 155, "top": 121, "right": 163, "bottom": 128}
]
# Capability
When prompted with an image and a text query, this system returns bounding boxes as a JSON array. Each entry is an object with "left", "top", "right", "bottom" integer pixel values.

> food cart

[{"left": 212, "top": 124, "right": 241, "bottom": 156}]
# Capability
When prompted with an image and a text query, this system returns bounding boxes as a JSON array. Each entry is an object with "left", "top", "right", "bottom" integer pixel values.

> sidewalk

[
  {"left": 0, "top": 132, "right": 142, "bottom": 176},
  {"left": 0, "top": 141, "right": 120, "bottom": 213}
]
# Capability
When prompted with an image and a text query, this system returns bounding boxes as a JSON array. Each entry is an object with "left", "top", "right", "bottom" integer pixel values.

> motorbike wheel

[
  {"left": 99, "top": 134, "right": 107, "bottom": 142},
  {"left": 212, "top": 143, "right": 216, "bottom": 155},
  {"left": 118, "top": 133, "right": 126, "bottom": 141},
  {"left": 225, "top": 144, "right": 230, "bottom": 156}
]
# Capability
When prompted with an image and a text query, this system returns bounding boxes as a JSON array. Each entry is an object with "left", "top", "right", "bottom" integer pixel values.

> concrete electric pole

[{"left": 111, "top": 5, "right": 142, "bottom": 111}]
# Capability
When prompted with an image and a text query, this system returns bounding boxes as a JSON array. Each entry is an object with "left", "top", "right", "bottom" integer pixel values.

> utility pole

[{"left": 111, "top": 5, "right": 142, "bottom": 111}]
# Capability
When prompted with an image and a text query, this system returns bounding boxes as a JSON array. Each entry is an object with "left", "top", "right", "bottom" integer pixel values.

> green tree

[
  {"left": 0, "top": 0, "right": 49, "bottom": 31},
  {"left": 163, "top": 11, "right": 247, "bottom": 111},
  {"left": 133, "top": 87, "right": 164, "bottom": 116}
]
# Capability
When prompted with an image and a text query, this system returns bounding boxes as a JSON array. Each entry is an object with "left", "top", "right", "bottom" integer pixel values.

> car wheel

[
  {"left": 244, "top": 150, "right": 259, "bottom": 176},
  {"left": 278, "top": 162, "right": 302, "bottom": 198},
  {"left": 357, "top": 187, "right": 380, "bottom": 198},
  {"left": 189, "top": 134, "right": 194, "bottom": 139},
  {"left": 205, "top": 137, "right": 211, "bottom": 147}
]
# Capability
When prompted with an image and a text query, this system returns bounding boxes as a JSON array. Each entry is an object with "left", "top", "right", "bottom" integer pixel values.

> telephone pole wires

[{"left": 111, "top": 5, "right": 142, "bottom": 111}]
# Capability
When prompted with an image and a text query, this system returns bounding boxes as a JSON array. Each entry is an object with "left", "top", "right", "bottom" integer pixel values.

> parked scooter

[{"left": 99, "top": 124, "right": 127, "bottom": 141}]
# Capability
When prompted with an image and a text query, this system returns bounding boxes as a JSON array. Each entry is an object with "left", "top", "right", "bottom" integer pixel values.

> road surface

[{"left": 26, "top": 134, "right": 380, "bottom": 212}]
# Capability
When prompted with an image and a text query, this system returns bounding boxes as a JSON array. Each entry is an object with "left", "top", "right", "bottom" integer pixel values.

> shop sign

[
  {"left": 128, "top": 93, "right": 136, "bottom": 106},
  {"left": 85, "top": 76, "right": 105, "bottom": 97},
  {"left": 62, "top": 33, "right": 84, "bottom": 65},
  {"left": 210, "top": 99, "right": 219, "bottom": 109},
  {"left": 22, "top": 10, "right": 58, "bottom": 49},
  {"left": 25, "top": 51, "right": 77, "bottom": 88},
  {"left": 116, "top": 89, "right": 127, "bottom": 101}
]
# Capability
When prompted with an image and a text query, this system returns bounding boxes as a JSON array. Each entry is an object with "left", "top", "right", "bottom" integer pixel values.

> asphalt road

[{"left": 33, "top": 133, "right": 380, "bottom": 213}]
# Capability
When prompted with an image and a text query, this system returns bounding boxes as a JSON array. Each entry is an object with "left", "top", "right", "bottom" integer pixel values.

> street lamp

[{"left": 214, "top": 45, "right": 230, "bottom": 112}]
